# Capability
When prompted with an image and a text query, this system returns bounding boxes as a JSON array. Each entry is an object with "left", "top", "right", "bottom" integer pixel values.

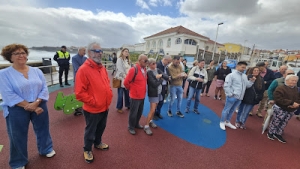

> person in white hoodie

[
  {"left": 185, "top": 59, "right": 208, "bottom": 114},
  {"left": 219, "top": 61, "right": 256, "bottom": 130}
]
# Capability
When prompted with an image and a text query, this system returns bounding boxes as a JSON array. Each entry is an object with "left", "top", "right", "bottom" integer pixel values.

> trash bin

[{"left": 42, "top": 58, "right": 52, "bottom": 74}]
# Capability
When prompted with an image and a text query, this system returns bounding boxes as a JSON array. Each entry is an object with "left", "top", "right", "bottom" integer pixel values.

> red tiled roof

[{"left": 144, "top": 25, "right": 209, "bottom": 40}]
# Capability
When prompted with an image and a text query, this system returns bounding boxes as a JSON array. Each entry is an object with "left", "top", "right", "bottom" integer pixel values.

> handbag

[{"left": 112, "top": 78, "right": 121, "bottom": 88}]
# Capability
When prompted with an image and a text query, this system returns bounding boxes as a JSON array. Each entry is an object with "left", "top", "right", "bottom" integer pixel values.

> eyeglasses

[
  {"left": 90, "top": 49, "right": 103, "bottom": 53},
  {"left": 12, "top": 52, "right": 27, "bottom": 56},
  {"left": 144, "top": 59, "right": 149, "bottom": 63},
  {"left": 151, "top": 63, "right": 156, "bottom": 65},
  {"left": 287, "top": 73, "right": 295, "bottom": 75}
]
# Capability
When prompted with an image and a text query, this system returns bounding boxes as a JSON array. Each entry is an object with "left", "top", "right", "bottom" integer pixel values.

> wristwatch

[{"left": 36, "top": 99, "right": 41, "bottom": 103}]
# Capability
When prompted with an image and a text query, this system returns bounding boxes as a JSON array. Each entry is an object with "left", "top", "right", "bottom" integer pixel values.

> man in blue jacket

[
  {"left": 255, "top": 62, "right": 276, "bottom": 117},
  {"left": 220, "top": 61, "right": 256, "bottom": 130},
  {"left": 72, "top": 47, "right": 87, "bottom": 116}
]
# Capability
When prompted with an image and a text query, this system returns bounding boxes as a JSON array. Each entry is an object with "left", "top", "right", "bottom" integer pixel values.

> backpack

[{"left": 129, "top": 65, "right": 138, "bottom": 84}]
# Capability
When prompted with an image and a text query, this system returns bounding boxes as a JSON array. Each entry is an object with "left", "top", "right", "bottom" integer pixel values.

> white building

[{"left": 121, "top": 26, "right": 224, "bottom": 57}]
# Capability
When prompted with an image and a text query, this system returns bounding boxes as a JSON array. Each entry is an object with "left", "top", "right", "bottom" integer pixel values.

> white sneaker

[
  {"left": 15, "top": 166, "right": 25, "bottom": 169},
  {"left": 225, "top": 122, "right": 237, "bottom": 129},
  {"left": 46, "top": 150, "right": 56, "bottom": 158},
  {"left": 220, "top": 122, "right": 226, "bottom": 130}
]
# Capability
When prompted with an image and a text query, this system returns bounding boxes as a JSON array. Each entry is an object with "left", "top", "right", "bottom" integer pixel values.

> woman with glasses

[
  {"left": 115, "top": 48, "right": 131, "bottom": 113},
  {"left": 235, "top": 67, "right": 264, "bottom": 129},
  {"left": 144, "top": 58, "right": 167, "bottom": 135},
  {"left": 0, "top": 44, "right": 55, "bottom": 169}
]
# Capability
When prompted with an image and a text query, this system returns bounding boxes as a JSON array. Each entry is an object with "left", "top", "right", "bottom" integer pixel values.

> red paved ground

[{"left": 1, "top": 72, "right": 300, "bottom": 169}]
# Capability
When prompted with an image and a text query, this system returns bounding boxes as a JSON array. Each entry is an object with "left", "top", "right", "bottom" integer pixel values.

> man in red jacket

[
  {"left": 124, "top": 54, "right": 148, "bottom": 135},
  {"left": 75, "top": 42, "right": 113, "bottom": 163}
]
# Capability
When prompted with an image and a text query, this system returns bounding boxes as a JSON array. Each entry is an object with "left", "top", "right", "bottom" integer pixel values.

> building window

[
  {"left": 205, "top": 46, "right": 209, "bottom": 51},
  {"left": 152, "top": 41, "right": 156, "bottom": 49},
  {"left": 167, "top": 38, "right": 171, "bottom": 47},
  {"left": 175, "top": 38, "right": 182, "bottom": 44},
  {"left": 184, "top": 39, "right": 197, "bottom": 45},
  {"left": 146, "top": 41, "right": 150, "bottom": 49},
  {"left": 158, "top": 39, "right": 163, "bottom": 48}
]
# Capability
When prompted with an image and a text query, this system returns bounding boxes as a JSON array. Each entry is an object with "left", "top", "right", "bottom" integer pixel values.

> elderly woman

[
  {"left": 115, "top": 48, "right": 131, "bottom": 113},
  {"left": 0, "top": 44, "right": 55, "bottom": 169},
  {"left": 144, "top": 58, "right": 167, "bottom": 135},
  {"left": 267, "top": 75, "right": 300, "bottom": 143},
  {"left": 213, "top": 61, "right": 231, "bottom": 100},
  {"left": 235, "top": 67, "right": 265, "bottom": 129}
]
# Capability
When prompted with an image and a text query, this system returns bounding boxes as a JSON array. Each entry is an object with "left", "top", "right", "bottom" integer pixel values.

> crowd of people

[{"left": 1, "top": 42, "right": 300, "bottom": 168}]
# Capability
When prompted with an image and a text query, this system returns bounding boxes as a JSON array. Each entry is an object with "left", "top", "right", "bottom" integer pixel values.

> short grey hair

[
  {"left": 285, "top": 74, "right": 298, "bottom": 83},
  {"left": 78, "top": 47, "right": 85, "bottom": 52},
  {"left": 86, "top": 42, "right": 100, "bottom": 55},
  {"left": 163, "top": 55, "right": 172, "bottom": 59},
  {"left": 148, "top": 58, "right": 156, "bottom": 64},
  {"left": 138, "top": 54, "right": 147, "bottom": 60}
]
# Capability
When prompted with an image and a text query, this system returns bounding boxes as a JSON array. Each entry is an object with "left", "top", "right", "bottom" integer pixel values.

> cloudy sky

[{"left": 0, "top": 0, "right": 299, "bottom": 50}]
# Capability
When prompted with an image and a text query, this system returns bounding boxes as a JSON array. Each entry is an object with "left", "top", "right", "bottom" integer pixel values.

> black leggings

[{"left": 201, "top": 80, "right": 212, "bottom": 94}]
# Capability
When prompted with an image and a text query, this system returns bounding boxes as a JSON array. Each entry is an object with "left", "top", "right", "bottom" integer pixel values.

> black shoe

[
  {"left": 74, "top": 111, "right": 83, "bottom": 116},
  {"left": 135, "top": 124, "right": 144, "bottom": 129},
  {"left": 153, "top": 115, "right": 159, "bottom": 121},
  {"left": 193, "top": 109, "right": 200, "bottom": 114},
  {"left": 267, "top": 133, "right": 275, "bottom": 140},
  {"left": 167, "top": 110, "right": 173, "bottom": 117},
  {"left": 176, "top": 111, "right": 184, "bottom": 118},
  {"left": 158, "top": 114, "right": 163, "bottom": 119},
  {"left": 274, "top": 134, "right": 286, "bottom": 143},
  {"left": 65, "top": 83, "right": 71, "bottom": 86},
  {"left": 60, "top": 84, "right": 64, "bottom": 87},
  {"left": 126, "top": 107, "right": 130, "bottom": 110},
  {"left": 128, "top": 129, "right": 136, "bottom": 135}
]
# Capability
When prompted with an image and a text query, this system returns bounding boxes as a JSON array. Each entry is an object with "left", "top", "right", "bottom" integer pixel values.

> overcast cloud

[{"left": 0, "top": 0, "right": 299, "bottom": 50}]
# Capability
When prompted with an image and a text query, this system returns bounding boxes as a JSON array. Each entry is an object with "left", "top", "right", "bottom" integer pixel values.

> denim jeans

[
  {"left": 186, "top": 86, "right": 201, "bottom": 111},
  {"left": 6, "top": 101, "right": 53, "bottom": 168},
  {"left": 220, "top": 96, "right": 241, "bottom": 122},
  {"left": 236, "top": 103, "right": 254, "bottom": 124},
  {"left": 168, "top": 85, "right": 183, "bottom": 112},
  {"left": 116, "top": 87, "right": 130, "bottom": 109}
]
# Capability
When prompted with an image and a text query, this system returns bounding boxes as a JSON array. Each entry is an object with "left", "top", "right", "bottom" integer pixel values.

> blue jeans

[
  {"left": 6, "top": 101, "right": 53, "bottom": 168},
  {"left": 220, "top": 96, "right": 241, "bottom": 122},
  {"left": 116, "top": 87, "right": 130, "bottom": 109},
  {"left": 168, "top": 86, "right": 183, "bottom": 112},
  {"left": 186, "top": 86, "right": 201, "bottom": 111},
  {"left": 236, "top": 103, "right": 254, "bottom": 124}
]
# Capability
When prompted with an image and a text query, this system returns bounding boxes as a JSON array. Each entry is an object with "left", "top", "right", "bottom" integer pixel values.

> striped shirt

[{"left": 0, "top": 66, "right": 49, "bottom": 117}]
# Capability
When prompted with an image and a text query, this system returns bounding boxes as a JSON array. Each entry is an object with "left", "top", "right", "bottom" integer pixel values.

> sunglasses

[
  {"left": 144, "top": 59, "right": 149, "bottom": 63},
  {"left": 287, "top": 73, "right": 295, "bottom": 75},
  {"left": 151, "top": 62, "right": 156, "bottom": 65},
  {"left": 90, "top": 49, "right": 103, "bottom": 53}
]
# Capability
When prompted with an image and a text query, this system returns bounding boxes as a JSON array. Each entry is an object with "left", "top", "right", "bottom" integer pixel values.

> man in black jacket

[
  {"left": 154, "top": 55, "right": 172, "bottom": 120},
  {"left": 255, "top": 62, "right": 275, "bottom": 117},
  {"left": 53, "top": 46, "right": 71, "bottom": 87}
]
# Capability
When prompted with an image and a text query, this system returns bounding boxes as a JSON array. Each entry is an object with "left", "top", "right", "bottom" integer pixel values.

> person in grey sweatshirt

[{"left": 219, "top": 61, "right": 256, "bottom": 130}]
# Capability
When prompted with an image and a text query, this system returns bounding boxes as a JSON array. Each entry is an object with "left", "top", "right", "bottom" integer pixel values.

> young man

[
  {"left": 124, "top": 54, "right": 148, "bottom": 135},
  {"left": 220, "top": 61, "right": 256, "bottom": 130},
  {"left": 167, "top": 56, "right": 187, "bottom": 118},
  {"left": 75, "top": 42, "right": 113, "bottom": 163},
  {"left": 185, "top": 59, "right": 208, "bottom": 114}
]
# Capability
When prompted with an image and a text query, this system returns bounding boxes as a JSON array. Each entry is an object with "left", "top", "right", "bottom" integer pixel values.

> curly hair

[{"left": 1, "top": 44, "right": 29, "bottom": 63}]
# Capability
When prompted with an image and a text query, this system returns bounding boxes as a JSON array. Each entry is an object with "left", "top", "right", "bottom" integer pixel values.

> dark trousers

[
  {"left": 116, "top": 87, "right": 130, "bottom": 109},
  {"left": 201, "top": 80, "right": 212, "bottom": 94},
  {"left": 83, "top": 110, "right": 108, "bottom": 151},
  {"left": 156, "top": 85, "right": 168, "bottom": 116},
  {"left": 128, "top": 99, "right": 144, "bottom": 130},
  {"left": 59, "top": 65, "right": 69, "bottom": 85}
]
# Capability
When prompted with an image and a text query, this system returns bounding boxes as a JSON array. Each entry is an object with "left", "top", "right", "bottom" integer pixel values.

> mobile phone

[{"left": 248, "top": 75, "right": 253, "bottom": 79}]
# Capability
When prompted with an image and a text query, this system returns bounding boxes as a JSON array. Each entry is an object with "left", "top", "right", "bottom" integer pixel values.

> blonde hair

[
  {"left": 148, "top": 58, "right": 156, "bottom": 64},
  {"left": 193, "top": 60, "right": 198, "bottom": 66}
]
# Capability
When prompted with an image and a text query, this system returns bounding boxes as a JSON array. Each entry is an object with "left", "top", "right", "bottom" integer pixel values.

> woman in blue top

[{"left": 0, "top": 44, "right": 55, "bottom": 169}]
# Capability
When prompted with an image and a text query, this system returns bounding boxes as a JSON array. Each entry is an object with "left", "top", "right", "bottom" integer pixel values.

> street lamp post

[{"left": 212, "top": 22, "right": 224, "bottom": 60}]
